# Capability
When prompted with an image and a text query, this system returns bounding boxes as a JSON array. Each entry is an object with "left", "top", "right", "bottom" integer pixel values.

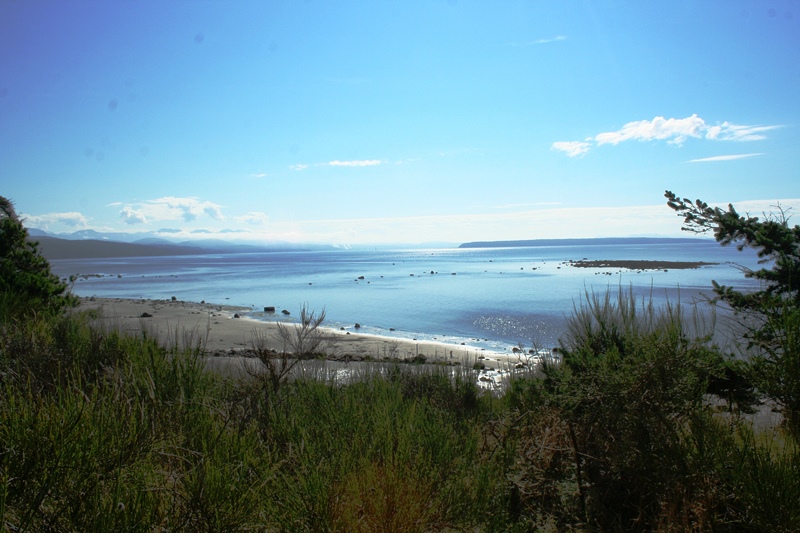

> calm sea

[{"left": 50, "top": 240, "right": 763, "bottom": 352}]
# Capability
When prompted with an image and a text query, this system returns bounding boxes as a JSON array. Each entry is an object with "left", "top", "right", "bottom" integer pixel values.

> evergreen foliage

[
  {"left": 0, "top": 196, "right": 76, "bottom": 317},
  {"left": 666, "top": 190, "right": 800, "bottom": 437}
]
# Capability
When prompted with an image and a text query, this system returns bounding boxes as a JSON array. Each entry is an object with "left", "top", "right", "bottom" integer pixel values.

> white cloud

[
  {"left": 101, "top": 198, "right": 799, "bottom": 245},
  {"left": 291, "top": 159, "right": 384, "bottom": 170},
  {"left": 118, "top": 197, "right": 224, "bottom": 225},
  {"left": 551, "top": 141, "right": 591, "bottom": 157},
  {"left": 22, "top": 211, "right": 89, "bottom": 230},
  {"left": 555, "top": 115, "right": 782, "bottom": 157},
  {"left": 594, "top": 115, "right": 707, "bottom": 146},
  {"left": 327, "top": 159, "right": 383, "bottom": 167},
  {"left": 236, "top": 212, "right": 270, "bottom": 225},
  {"left": 120, "top": 207, "right": 147, "bottom": 225},
  {"left": 688, "top": 153, "right": 764, "bottom": 163}
]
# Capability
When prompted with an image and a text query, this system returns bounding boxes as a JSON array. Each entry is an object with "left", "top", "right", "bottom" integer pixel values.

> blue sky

[{"left": 1, "top": 0, "right": 798, "bottom": 245}]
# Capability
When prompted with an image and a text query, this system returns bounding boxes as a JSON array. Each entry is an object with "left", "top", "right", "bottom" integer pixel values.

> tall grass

[{"left": 1, "top": 292, "right": 798, "bottom": 531}]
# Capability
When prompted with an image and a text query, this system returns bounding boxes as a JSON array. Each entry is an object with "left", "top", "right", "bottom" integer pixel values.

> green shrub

[{"left": 551, "top": 288, "right": 725, "bottom": 530}]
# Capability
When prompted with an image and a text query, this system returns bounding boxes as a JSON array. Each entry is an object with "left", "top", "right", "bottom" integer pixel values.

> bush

[{"left": 551, "top": 288, "right": 725, "bottom": 530}]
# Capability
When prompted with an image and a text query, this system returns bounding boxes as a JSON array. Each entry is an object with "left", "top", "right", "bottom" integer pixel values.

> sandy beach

[{"left": 76, "top": 297, "right": 530, "bottom": 370}]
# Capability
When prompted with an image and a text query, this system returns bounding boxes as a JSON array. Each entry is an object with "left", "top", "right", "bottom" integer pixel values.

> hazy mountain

[
  {"left": 30, "top": 234, "right": 334, "bottom": 260},
  {"left": 25, "top": 228, "right": 336, "bottom": 258},
  {"left": 34, "top": 236, "right": 201, "bottom": 260}
]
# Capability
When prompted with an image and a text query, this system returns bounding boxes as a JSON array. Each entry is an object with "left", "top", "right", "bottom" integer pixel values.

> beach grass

[{"left": 1, "top": 292, "right": 798, "bottom": 531}]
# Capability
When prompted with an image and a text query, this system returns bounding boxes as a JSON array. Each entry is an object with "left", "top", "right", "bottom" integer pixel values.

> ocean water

[{"left": 51, "top": 241, "right": 763, "bottom": 352}]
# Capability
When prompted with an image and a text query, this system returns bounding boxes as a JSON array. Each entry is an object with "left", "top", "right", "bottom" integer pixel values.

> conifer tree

[
  {"left": 665, "top": 190, "right": 800, "bottom": 435},
  {"left": 0, "top": 196, "right": 76, "bottom": 317}
]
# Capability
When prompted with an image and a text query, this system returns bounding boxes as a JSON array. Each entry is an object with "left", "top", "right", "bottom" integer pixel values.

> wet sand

[{"left": 75, "top": 297, "right": 531, "bottom": 369}]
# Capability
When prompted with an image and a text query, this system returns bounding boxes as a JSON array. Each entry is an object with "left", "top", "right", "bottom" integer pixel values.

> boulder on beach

[
  {"left": 264, "top": 306, "right": 276, "bottom": 313},
  {"left": 281, "top": 309, "right": 290, "bottom": 315}
]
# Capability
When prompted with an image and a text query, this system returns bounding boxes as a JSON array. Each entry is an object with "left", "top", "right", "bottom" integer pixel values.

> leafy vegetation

[{"left": 1, "top": 198, "right": 798, "bottom": 531}]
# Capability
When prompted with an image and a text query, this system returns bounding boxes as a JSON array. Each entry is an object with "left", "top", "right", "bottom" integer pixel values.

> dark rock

[
  {"left": 282, "top": 309, "right": 290, "bottom": 315},
  {"left": 140, "top": 312, "right": 153, "bottom": 318},
  {"left": 171, "top": 296, "right": 177, "bottom": 301},
  {"left": 354, "top": 323, "right": 361, "bottom": 329},
  {"left": 358, "top": 275, "right": 365, "bottom": 280},
  {"left": 264, "top": 306, "right": 276, "bottom": 313},
  {"left": 233, "top": 313, "right": 240, "bottom": 318}
]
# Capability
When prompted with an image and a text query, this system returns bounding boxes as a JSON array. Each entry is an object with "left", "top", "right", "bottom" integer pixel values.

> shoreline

[{"left": 76, "top": 297, "right": 533, "bottom": 369}]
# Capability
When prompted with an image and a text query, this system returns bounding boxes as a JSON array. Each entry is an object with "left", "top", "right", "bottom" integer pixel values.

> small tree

[
  {"left": 0, "top": 196, "right": 76, "bottom": 317},
  {"left": 245, "top": 305, "right": 334, "bottom": 415},
  {"left": 665, "top": 190, "right": 800, "bottom": 435}
]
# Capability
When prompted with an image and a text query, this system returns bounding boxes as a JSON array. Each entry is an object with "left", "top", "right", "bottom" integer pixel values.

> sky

[{"left": 1, "top": 0, "right": 798, "bottom": 246}]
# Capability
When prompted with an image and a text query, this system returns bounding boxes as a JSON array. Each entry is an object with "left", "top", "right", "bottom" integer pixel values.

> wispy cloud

[
  {"left": 236, "top": 212, "right": 270, "bottom": 225},
  {"left": 492, "top": 202, "right": 562, "bottom": 209},
  {"left": 688, "top": 153, "right": 764, "bottom": 163},
  {"left": 553, "top": 115, "right": 782, "bottom": 157},
  {"left": 705, "top": 123, "right": 781, "bottom": 142},
  {"left": 327, "top": 159, "right": 382, "bottom": 167},
  {"left": 507, "top": 35, "right": 567, "bottom": 47},
  {"left": 291, "top": 160, "right": 384, "bottom": 170},
  {"left": 249, "top": 172, "right": 267, "bottom": 178},
  {"left": 551, "top": 141, "right": 591, "bottom": 158},
  {"left": 118, "top": 197, "right": 224, "bottom": 225}
]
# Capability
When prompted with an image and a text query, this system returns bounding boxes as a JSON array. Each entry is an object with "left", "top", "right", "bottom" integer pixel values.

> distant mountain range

[
  {"left": 458, "top": 237, "right": 712, "bottom": 249},
  {"left": 27, "top": 228, "right": 715, "bottom": 260},
  {"left": 26, "top": 229, "right": 334, "bottom": 260}
]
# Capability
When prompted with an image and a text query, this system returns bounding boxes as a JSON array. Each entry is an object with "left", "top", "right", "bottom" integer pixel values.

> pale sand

[{"left": 75, "top": 297, "right": 529, "bottom": 369}]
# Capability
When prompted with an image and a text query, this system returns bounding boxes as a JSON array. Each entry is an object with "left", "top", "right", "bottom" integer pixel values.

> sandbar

[
  {"left": 568, "top": 259, "right": 717, "bottom": 270},
  {"left": 75, "top": 297, "right": 529, "bottom": 369}
]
